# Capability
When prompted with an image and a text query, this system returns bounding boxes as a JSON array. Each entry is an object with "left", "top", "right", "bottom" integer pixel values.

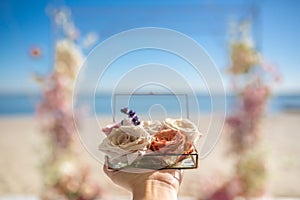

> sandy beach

[{"left": 0, "top": 113, "right": 300, "bottom": 198}]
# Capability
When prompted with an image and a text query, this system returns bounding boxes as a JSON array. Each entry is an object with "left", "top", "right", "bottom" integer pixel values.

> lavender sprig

[{"left": 121, "top": 107, "right": 141, "bottom": 126}]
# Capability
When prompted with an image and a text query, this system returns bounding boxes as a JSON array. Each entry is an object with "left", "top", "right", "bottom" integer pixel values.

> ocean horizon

[{"left": 0, "top": 93, "right": 300, "bottom": 116}]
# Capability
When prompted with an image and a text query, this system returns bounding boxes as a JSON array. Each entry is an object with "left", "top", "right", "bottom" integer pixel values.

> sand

[{"left": 0, "top": 113, "right": 300, "bottom": 198}]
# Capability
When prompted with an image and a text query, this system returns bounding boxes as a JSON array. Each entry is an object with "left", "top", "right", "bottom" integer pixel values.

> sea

[{"left": 0, "top": 93, "right": 300, "bottom": 116}]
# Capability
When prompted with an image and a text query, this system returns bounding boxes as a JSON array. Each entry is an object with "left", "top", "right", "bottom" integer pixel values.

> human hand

[{"left": 103, "top": 164, "right": 183, "bottom": 200}]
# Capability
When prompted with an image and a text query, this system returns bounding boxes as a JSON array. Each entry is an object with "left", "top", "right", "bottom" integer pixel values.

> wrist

[{"left": 132, "top": 179, "right": 178, "bottom": 200}]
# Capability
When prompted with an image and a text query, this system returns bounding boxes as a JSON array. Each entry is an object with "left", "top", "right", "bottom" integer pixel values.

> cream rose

[{"left": 99, "top": 125, "right": 151, "bottom": 164}]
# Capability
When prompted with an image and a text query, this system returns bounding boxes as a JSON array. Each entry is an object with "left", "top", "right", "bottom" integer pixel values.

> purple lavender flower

[{"left": 121, "top": 107, "right": 141, "bottom": 126}]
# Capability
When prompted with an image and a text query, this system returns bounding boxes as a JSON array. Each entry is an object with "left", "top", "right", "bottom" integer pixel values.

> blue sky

[{"left": 0, "top": 0, "right": 299, "bottom": 94}]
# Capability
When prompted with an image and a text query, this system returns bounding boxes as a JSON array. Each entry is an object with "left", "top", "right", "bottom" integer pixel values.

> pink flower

[
  {"left": 242, "top": 85, "right": 269, "bottom": 118},
  {"left": 226, "top": 116, "right": 242, "bottom": 128},
  {"left": 101, "top": 122, "right": 120, "bottom": 135},
  {"left": 150, "top": 128, "right": 186, "bottom": 154}
]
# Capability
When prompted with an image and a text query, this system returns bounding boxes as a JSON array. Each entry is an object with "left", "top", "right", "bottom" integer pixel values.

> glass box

[{"left": 105, "top": 93, "right": 199, "bottom": 170}]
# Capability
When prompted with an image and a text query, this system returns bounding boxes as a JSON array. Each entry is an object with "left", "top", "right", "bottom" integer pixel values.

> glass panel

[{"left": 107, "top": 146, "right": 198, "bottom": 170}]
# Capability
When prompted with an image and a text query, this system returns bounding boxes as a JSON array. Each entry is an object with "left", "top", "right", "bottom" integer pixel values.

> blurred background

[{"left": 0, "top": 0, "right": 300, "bottom": 200}]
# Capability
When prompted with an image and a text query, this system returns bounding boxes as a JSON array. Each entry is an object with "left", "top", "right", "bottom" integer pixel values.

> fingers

[
  {"left": 175, "top": 169, "right": 183, "bottom": 184},
  {"left": 103, "top": 157, "right": 119, "bottom": 179},
  {"left": 159, "top": 169, "right": 183, "bottom": 179},
  {"left": 165, "top": 169, "right": 183, "bottom": 183}
]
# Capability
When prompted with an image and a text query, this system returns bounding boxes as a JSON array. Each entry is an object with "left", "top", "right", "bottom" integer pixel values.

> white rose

[{"left": 99, "top": 125, "right": 151, "bottom": 164}]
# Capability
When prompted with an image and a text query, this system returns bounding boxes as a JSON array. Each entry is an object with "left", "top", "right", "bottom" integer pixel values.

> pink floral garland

[
  {"left": 34, "top": 7, "right": 101, "bottom": 200},
  {"left": 206, "top": 21, "right": 280, "bottom": 200}
]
